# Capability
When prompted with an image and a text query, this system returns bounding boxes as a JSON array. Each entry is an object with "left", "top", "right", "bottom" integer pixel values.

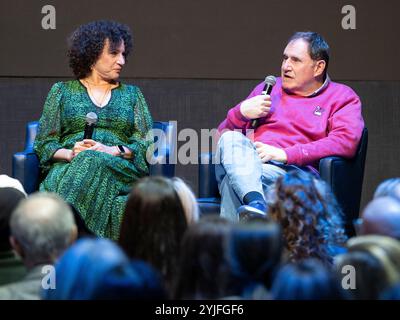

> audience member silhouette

[
  {"left": 334, "top": 235, "right": 400, "bottom": 300},
  {"left": 268, "top": 170, "right": 347, "bottom": 265},
  {"left": 171, "top": 177, "right": 200, "bottom": 225},
  {"left": 335, "top": 250, "right": 391, "bottom": 300},
  {"left": 374, "top": 178, "right": 400, "bottom": 201},
  {"left": 0, "top": 175, "right": 26, "bottom": 195},
  {"left": 173, "top": 216, "right": 233, "bottom": 299},
  {"left": 359, "top": 196, "right": 400, "bottom": 240},
  {"left": 225, "top": 219, "right": 283, "bottom": 299},
  {"left": 0, "top": 192, "right": 77, "bottom": 299},
  {"left": 119, "top": 176, "right": 188, "bottom": 293},
  {"left": 380, "top": 282, "right": 400, "bottom": 300},
  {"left": 271, "top": 259, "right": 345, "bottom": 300},
  {"left": 0, "top": 188, "right": 26, "bottom": 286},
  {"left": 43, "top": 238, "right": 165, "bottom": 300}
]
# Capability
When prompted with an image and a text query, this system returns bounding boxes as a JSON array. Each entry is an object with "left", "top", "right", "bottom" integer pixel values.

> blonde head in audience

[
  {"left": 171, "top": 177, "right": 199, "bottom": 224},
  {"left": 335, "top": 235, "right": 400, "bottom": 299}
]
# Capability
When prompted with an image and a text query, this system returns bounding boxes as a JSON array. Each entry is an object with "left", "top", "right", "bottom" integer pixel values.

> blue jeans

[{"left": 215, "top": 131, "right": 287, "bottom": 221}]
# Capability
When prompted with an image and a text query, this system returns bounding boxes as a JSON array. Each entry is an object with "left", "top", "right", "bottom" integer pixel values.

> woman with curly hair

[
  {"left": 34, "top": 20, "right": 153, "bottom": 240},
  {"left": 268, "top": 170, "right": 347, "bottom": 265}
]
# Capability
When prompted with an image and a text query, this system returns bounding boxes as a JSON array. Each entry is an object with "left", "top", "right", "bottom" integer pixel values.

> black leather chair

[
  {"left": 197, "top": 128, "right": 368, "bottom": 236},
  {"left": 12, "top": 121, "right": 177, "bottom": 194}
]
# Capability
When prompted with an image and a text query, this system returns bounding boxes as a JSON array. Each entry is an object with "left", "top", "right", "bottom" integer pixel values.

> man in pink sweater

[{"left": 216, "top": 31, "right": 364, "bottom": 221}]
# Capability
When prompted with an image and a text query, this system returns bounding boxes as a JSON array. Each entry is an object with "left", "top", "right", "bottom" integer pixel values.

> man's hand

[
  {"left": 240, "top": 95, "right": 271, "bottom": 120},
  {"left": 254, "top": 141, "right": 287, "bottom": 163}
]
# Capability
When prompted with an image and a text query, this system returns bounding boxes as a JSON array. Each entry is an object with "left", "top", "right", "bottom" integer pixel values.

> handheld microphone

[
  {"left": 251, "top": 75, "right": 276, "bottom": 128},
  {"left": 83, "top": 112, "right": 98, "bottom": 139}
]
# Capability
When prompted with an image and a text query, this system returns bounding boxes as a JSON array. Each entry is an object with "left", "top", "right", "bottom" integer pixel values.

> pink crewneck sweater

[{"left": 218, "top": 77, "right": 364, "bottom": 168}]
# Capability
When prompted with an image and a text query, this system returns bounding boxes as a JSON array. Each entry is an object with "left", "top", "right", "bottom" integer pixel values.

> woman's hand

[
  {"left": 73, "top": 141, "right": 93, "bottom": 156},
  {"left": 83, "top": 139, "right": 118, "bottom": 156},
  {"left": 72, "top": 139, "right": 131, "bottom": 157},
  {"left": 53, "top": 148, "right": 76, "bottom": 162}
]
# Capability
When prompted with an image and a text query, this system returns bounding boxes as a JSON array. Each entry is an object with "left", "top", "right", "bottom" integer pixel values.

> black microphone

[
  {"left": 83, "top": 112, "right": 98, "bottom": 139},
  {"left": 251, "top": 75, "right": 276, "bottom": 128}
]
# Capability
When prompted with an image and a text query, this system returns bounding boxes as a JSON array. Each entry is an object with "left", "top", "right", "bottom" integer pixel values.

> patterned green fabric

[{"left": 34, "top": 80, "right": 153, "bottom": 239}]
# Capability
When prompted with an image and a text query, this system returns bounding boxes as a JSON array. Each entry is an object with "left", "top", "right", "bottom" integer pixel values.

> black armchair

[
  {"left": 197, "top": 128, "right": 368, "bottom": 236},
  {"left": 12, "top": 121, "right": 177, "bottom": 194}
]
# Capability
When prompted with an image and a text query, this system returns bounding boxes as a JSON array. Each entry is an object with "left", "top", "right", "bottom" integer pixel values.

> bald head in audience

[
  {"left": 374, "top": 178, "right": 400, "bottom": 201},
  {"left": 360, "top": 197, "right": 400, "bottom": 240}
]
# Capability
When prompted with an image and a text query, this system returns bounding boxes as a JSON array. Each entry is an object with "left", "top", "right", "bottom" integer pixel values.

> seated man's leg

[
  {"left": 261, "top": 163, "right": 287, "bottom": 206},
  {"left": 238, "top": 164, "right": 287, "bottom": 220},
  {"left": 217, "top": 175, "right": 242, "bottom": 221},
  {"left": 216, "top": 131, "right": 266, "bottom": 221}
]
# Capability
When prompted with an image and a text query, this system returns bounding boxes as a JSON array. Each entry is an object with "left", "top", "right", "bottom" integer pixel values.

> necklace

[
  {"left": 83, "top": 80, "right": 115, "bottom": 86},
  {"left": 83, "top": 80, "right": 112, "bottom": 108}
]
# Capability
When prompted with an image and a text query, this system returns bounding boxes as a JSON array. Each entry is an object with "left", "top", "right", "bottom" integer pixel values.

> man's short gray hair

[
  {"left": 10, "top": 192, "right": 76, "bottom": 265},
  {"left": 288, "top": 31, "right": 330, "bottom": 79}
]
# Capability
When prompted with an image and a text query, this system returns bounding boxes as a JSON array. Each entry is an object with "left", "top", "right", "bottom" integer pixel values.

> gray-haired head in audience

[{"left": 10, "top": 192, "right": 77, "bottom": 268}]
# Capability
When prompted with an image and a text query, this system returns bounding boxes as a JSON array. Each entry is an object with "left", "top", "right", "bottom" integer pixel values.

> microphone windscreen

[
  {"left": 264, "top": 75, "right": 276, "bottom": 87},
  {"left": 86, "top": 112, "right": 98, "bottom": 125}
]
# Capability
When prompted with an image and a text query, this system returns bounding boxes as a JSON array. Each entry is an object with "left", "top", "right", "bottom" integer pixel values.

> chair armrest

[
  {"left": 149, "top": 155, "right": 175, "bottom": 177},
  {"left": 197, "top": 197, "right": 221, "bottom": 216},
  {"left": 12, "top": 149, "right": 40, "bottom": 194},
  {"left": 319, "top": 156, "right": 364, "bottom": 223},
  {"left": 319, "top": 156, "right": 346, "bottom": 186},
  {"left": 198, "top": 152, "right": 220, "bottom": 198},
  {"left": 13, "top": 150, "right": 175, "bottom": 195}
]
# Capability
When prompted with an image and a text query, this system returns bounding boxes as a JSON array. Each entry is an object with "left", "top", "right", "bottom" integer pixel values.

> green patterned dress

[{"left": 34, "top": 80, "right": 153, "bottom": 240}]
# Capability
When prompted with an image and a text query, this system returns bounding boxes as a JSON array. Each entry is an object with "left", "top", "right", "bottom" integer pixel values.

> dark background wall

[{"left": 1, "top": 0, "right": 399, "bottom": 212}]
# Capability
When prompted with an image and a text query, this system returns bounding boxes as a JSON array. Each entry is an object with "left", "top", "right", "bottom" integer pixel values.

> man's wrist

[
  {"left": 273, "top": 149, "right": 287, "bottom": 163},
  {"left": 280, "top": 149, "right": 288, "bottom": 163},
  {"left": 239, "top": 101, "right": 251, "bottom": 120}
]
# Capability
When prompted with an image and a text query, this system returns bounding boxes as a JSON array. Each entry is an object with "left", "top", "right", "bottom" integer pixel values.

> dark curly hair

[
  {"left": 67, "top": 20, "right": 133, "bottom": 79},
  {"left": 268, "top": 170, "right": 347, "bottom": 266}
]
